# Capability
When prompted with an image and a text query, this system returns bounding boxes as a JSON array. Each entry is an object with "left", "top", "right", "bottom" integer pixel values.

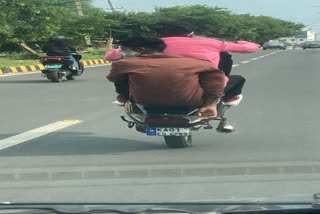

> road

[{"left": 1, "top": 49, "right": 320, "bottom": 202}]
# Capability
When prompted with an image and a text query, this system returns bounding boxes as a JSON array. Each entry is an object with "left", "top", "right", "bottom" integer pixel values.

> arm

[
  {"left": 221, "top": 40, "right": 261, "bottom": 53},
  {"left": 198, "top": 68, "right": 225, "bottom": 119},
  {"left": 105, "top": 48, "right": 122, "bottom": 61},
  {"left": 106, "top": 60, "right": 129, "bottom": 82},
  {"left": 68, "top": 45, "right": 77, "bottom": 53},
  {"left": 199, "top": 68, "right": 225, "bottom": 99},
  {"left": 42, "top": 44, "right": 48, "bottom": 53}
]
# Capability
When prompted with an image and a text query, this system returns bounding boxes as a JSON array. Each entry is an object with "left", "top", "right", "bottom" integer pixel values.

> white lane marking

[
  {"left": 232, "top": 51, "right": 283, "bottom": 67},
  {"left": 240, "top": 61, "right": 251, "bottom": 64},
  {"left": 0, "top": 120, "right": 82, "bottom": 151},
  {"left": 0, "top": 64, "right": 110, "bottom": 78}
]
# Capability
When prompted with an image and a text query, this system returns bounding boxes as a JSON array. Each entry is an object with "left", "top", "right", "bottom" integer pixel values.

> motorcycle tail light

[{"left": 44, "top": 57, "right": 62, "bottom": 61}]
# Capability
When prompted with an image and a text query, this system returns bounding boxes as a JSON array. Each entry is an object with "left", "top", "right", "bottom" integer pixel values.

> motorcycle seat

[{"left": 143, "top": 105, "right": 197, "bottom": 115}]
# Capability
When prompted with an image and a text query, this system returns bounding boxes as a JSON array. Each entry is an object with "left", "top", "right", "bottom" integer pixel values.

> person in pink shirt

[{"left": 105, "top": 21, "right": 261, "bottom": 132}]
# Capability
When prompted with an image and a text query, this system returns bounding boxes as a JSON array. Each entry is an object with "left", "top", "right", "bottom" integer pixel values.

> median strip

[
  {"left": 0, "top": 59, "right": 110, "bottom": 76},
  {"left": 0, "top": 120, "right": 82, "bottom": 151}
]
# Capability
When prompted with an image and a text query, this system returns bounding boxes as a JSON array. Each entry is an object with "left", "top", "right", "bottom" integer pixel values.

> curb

[{"left": 0, "top": 59, "right": 111, "bottom": 75}]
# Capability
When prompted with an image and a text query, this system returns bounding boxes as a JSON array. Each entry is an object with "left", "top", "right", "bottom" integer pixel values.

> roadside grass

[
  {"left": 0, "top": 58, "right": 41, "bottom": 68},
  {"left": 0, "top": 48, "right": 108, "bottom": 69}
]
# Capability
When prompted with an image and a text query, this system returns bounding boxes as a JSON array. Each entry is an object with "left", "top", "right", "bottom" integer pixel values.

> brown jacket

[{"left": 107, "top": 54, "right": 225, "bottom": 107}]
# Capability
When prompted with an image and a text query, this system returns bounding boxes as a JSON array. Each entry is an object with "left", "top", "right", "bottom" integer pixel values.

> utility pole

[
  {"left": 105, "top": 0, "right": 115, "bottom": 49},
  {"left": 74, "top": 0, "right": 93, "bottom": 49},
  {"left": 74, "top": 0, "right": 84, "bottom": 16},
  {"left": 107, "top": 0, "right": 115, "bottom": 12}
]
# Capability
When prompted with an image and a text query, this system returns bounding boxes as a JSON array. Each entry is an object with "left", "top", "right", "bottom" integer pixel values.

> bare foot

[{"left": 197, "top": 104, "right": 218, "bottom": 119}]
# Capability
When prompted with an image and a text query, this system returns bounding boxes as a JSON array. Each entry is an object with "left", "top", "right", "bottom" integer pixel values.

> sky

[{"left": 93, "top": 0, "right": 320, "bottom": 33}]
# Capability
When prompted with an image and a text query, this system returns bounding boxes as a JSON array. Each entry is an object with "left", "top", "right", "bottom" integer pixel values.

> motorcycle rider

[
  {"left": 105, "top": 21, "right": 260, "bottom": 132},
  {"left": 151, "top": 21, "right": 260, "bottom": 103},
  {"left": 42, "top": 35, "right": 79, "bottom": 70},
  {"left": 107, "top": 36, "right": 226, "bottom": 120}
]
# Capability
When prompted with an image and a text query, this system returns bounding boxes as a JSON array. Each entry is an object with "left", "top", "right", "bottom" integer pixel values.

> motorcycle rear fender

[
  {"left": 123, "top": 101, "right": 223, "bottom": 128},
  {"left": 124, "top": 102, "right": 206, "bottom": 128}
]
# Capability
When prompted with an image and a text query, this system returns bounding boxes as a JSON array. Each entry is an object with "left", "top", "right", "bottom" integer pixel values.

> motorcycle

[
  {"left": 120, "top": 101, "right": 230, "bottom": 149},
  {"left": 40, "top": 55, "right": 84, "bottom": 82}
]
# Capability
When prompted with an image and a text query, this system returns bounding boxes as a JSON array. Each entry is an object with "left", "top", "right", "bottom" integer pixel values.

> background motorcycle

[{"left": 40, "top": 55, "right": 84, "bottom": 82}]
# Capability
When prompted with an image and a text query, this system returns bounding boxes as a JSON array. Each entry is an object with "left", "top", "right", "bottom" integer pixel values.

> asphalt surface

[{"left": 1, "top": 49, "right": 320, "bottom": 203}]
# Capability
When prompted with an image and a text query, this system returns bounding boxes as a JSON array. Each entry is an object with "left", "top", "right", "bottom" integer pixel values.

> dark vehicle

[
  {"left": 263, "top": 41, "right": 286, "bottom": 50},
  {"left": 121, "top": 101, "right": 230, "bottom": 148},
  {"left": 302, "top": 41, "right": 320, "bottom": 49},
  {"left": 40, "top": 55, "right": 84, "bottom": 82}
]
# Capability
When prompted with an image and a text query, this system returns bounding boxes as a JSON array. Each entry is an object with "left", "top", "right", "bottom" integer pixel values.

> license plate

[
  {"left": 45, "top": 65, "right": 62, "bottom": 69},
  {"left": 146, "top": 128, "right": 190, "bottom": 136}
]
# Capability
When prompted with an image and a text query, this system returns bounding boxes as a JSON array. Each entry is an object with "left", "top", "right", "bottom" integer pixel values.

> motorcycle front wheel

[
  {"left": 164, "top": 135, "right": 192, "bottom": 149},
  {"left": 78, "top": 62, "right": 84, "bottom": 76},
  {"left": 66, "top": 74, "right": 76, "bottom": 80}
]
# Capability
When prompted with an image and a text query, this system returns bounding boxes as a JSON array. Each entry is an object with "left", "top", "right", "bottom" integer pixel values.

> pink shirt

[
  {"left": 162, "top": 37, "right": 261, "bottom": 67},
  {"left": 105, "top": 37, "right": 260, "bottom": 63}
]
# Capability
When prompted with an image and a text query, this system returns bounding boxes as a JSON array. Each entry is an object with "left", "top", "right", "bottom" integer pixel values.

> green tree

[
  {"left": 103, "top": 11, "right": 155, "bottom": 42},
  {"left": 150, "top": 5, "right": 304, "bottom": 44},
  {"left": 0, "top": 0, "right": 102, "bottom": 51},
  {"left": 0, "top": 3, "right": 305, "bottom": 52}
]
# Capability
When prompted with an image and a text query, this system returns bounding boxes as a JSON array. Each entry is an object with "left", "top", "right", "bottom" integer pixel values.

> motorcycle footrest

[{"left": 120, "top": 116, "right": 135, "bottom": 128}]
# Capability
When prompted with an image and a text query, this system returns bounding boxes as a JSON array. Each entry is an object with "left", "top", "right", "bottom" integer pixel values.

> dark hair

[
  {"left": 120, "top": 36, "right": 167, "bottom": 52},
  {"left": 152, "top": 21, "right": 194, "bottom": 37}
]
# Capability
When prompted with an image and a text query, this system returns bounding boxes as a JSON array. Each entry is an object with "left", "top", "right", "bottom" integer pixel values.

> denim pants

[{"left": 63, "top": 55, "right": 78, "bottom": 68}]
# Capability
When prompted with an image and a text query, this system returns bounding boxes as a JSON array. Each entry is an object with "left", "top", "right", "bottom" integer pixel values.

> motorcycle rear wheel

[
  {"left": 164, "top": 135, "right": 192, "bottom": 149},
  {"left": 48, "top": 71, "right": 62, "bottom": 83}
]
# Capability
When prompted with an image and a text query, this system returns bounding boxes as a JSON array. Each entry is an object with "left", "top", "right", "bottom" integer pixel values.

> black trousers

[
  {"left": 223, "top": 75, "right": 246, "bottom": 98},
  {"left": 218, "top": 52, "right": 233, "bottom": 76},
  {"left": 218, "top": 52, "right": 245, "bottom": 98},
  {"left": 114, "top": 79, "right": 129, "bottom": 97}
]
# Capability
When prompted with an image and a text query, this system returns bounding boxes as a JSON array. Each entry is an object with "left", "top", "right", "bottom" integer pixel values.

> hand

[
  {"left": 197, "top": 104, "right": 218, "bottom": 120},
  {"left": 76, "top": 50, "right": 89, "bottom": 54}
]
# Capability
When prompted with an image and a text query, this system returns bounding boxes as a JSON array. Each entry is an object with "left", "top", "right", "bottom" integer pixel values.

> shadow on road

[
  {"left": 0, "top": 79, "right": 49, "bottom": 84},
  {"left": 0, "top": 132, "right": 166, "bottom": 157}
]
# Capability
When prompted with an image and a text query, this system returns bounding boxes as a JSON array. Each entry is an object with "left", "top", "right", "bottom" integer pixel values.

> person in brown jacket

[{"left": 107, "top": 36, "right": 225, "bottom": 119}]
